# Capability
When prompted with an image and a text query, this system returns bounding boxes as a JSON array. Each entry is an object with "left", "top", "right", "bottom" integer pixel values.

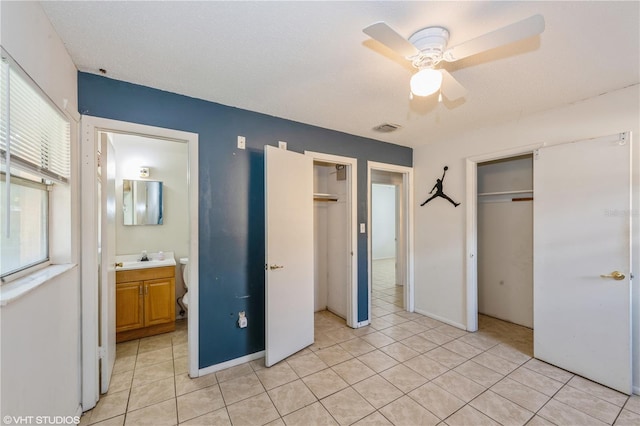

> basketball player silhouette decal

[{"left": 421, "top": 166, "right": 460, "bottom": 208}]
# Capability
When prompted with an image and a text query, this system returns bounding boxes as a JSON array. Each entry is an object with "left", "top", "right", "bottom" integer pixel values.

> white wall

[
  {"left": 111, "top": 133, "right": 189, "bottom": 317},
  {"left": 372, "top": 184, "right": 396, "bottom": 260},
  {"left": 413, "top": 84, "right": 640, "bottom": 392},
  {"left": 0, "top": 0, "right": 81, "bottom": 418}
]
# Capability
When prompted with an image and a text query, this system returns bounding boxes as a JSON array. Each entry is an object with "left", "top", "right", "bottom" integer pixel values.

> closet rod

[{"left": 478, "top": 190, "right": 532, "bottom": 197}]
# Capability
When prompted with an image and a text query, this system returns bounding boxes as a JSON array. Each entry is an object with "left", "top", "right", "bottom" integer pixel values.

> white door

[
  {"left": 265, "top": 146, "right": 314, "bottom": 367},
  {"left": 534, "top": 133, "right": 632, "bottom": 394},
  {"left": 100, "top": 134, "right": 117, "bottom": 393}
]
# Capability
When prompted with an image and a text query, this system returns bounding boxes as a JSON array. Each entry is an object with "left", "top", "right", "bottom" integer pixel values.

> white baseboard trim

[
  {"left": 633, "top": 384, "right": 640, "bottom": 396},
  {"left": 198, "top": 351, "right": 265, "bottom": 377},
  {"left": 356, "top": 320, "right": 370, "bottom": 328},
  {"left": 413, "top": 308, "right": 466, "bottom": 330}
]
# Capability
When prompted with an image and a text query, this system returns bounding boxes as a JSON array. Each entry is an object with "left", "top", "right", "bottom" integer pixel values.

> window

[{"left": 0, "top": 48, "right": 71, "bottom": 280}]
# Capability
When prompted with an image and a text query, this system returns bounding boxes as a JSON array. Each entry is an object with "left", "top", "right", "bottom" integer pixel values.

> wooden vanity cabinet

[{"left": 116, "top": 266, "right": 175, "bottom": 342}]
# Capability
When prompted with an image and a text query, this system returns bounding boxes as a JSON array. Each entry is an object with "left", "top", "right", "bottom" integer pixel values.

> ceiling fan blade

[
  {"left": 439, "top": 69, "right": 467, "bottom": 101},
  {"left": 443, "top": 14, "right": 545, "bottom": 62},
  {"left": 363, "top": 21, "right": 420, "bottom": 58}
]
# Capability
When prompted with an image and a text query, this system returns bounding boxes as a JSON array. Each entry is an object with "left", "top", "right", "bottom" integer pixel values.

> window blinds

[{"left": 0, "top": 49, "right": 71, "bottom": 183}]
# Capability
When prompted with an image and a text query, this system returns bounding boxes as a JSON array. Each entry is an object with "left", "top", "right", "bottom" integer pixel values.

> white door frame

[
  {"left": 80, "top": 116, "right": 199, "bottom": 409},
  {"left": 305, "top": 151, "right": 358, "bottom": 328},
  {"left": 464, "top": 144, "right": 539, "bottom": 332},
  {"left": 367, "top": 161, "right": 414, "bottom": 322}
]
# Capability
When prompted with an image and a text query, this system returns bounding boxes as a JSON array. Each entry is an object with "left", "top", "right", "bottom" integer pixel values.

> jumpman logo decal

[{"left": 420, "top": 166, "right": 460, "bottom": 208}]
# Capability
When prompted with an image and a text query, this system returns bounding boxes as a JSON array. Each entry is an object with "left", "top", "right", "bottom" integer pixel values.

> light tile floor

[{"left": 80, "top": 261, "right": 640, "bottom": 425}]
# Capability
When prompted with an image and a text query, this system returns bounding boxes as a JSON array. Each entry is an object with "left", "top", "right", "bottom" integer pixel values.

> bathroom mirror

[{"left": 123, "top": 179, "right": 164, "bottom": 225}]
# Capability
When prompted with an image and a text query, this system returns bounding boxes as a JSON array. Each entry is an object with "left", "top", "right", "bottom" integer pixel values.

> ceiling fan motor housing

[{"left": 408, "top": 26, "right": 450, "bottom": 68}]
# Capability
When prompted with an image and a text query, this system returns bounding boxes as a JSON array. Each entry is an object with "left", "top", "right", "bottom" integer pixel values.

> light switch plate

[
  {"left": 360, "top": 223, "right": 366, "bottom": 233},
  {"left": 237, "top": 136, "right": 246, "bottom": 150},
  {"left": 278, "top": 141, "right": 287, "bottom": 150}
]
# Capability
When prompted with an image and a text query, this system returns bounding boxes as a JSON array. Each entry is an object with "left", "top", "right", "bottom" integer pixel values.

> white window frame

[{"left": 0, "top": 47, "right": 77, "bottom": 303}]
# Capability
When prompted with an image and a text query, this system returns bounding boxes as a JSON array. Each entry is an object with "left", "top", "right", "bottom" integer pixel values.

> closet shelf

[
  {"left": 314, "top": 193, "right": 339, "bottom": 202},
  {"left": 478, "top": 190, "right": 533, "bottom": 197}
]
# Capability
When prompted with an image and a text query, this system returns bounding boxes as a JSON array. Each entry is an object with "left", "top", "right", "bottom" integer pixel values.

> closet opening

[
  {"left": 310, "top": 154, "right": 357, "bottom": 327},
  {"left": 476, "top": 153, "right": 533, "bottom": 351}
]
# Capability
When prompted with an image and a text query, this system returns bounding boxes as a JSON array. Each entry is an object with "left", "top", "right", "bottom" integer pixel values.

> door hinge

[
  {"left": 534, "top": 149, "right": 540, "bottom": 160},
  {"left": 619, "top": 133, "right": 627, "bottom": 145},
  {"left": 98, "top": 346, "right": 106, "bottom": 360}
]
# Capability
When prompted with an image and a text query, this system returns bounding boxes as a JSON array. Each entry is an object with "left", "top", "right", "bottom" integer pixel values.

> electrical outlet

[
  {"left": 237, "top": 136, "right": 246, "bottom": 150},
  {"left": 238, "top": 311, "right": 248, "bottom": 328}
]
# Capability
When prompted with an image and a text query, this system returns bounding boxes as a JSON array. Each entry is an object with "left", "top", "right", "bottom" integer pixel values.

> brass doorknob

[
  {"left": 115, "top": 262, "right": 123, "bottom": 268},
  {"left": 269, "top": 265, "right": 284, "bottom": 270},
  {"left": 600, "top": 271, "right": 625, "bottom": 280}
]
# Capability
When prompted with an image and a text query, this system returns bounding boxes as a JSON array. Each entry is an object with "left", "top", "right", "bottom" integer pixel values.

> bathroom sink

[{"left": 115, "top": 252, "right": 176, "bottom": 271}]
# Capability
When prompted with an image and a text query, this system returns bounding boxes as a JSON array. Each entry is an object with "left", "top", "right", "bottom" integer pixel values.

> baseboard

[
  {"left": 413, "top": 308, "right": 466, "bottom": 330},
  {"left": 356, "top": 320, "right": 370, "bottom": 328},
  {"left": 198, "top": 350, "right": 265, "bottom": 377},
  {"left": 633, "top": 384, "right": 640, "bottom": 396}
]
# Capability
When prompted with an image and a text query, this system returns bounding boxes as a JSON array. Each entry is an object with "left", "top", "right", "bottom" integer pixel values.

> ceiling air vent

[{"left": 373, "top": 123, "right": 401, "bottom": 133}]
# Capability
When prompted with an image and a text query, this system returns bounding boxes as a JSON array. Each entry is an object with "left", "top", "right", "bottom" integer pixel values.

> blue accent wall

[{"left": 78, "top": 73, "right": 412, "bottom": 368}]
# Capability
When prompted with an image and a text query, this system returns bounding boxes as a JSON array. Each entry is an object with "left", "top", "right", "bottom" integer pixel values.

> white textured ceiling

[{"left": 41, "top": 1, "right": 639, "bottom": 148}]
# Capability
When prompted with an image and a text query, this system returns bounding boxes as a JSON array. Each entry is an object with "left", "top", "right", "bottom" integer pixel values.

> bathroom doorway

[{"left": 81, "top": 116, "right": 199, "bottom": 409}]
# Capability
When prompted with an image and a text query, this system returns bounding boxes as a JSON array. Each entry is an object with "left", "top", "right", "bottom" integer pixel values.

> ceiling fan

[{"left": 363, "top": 14, "right": 545, "bottom": 100}]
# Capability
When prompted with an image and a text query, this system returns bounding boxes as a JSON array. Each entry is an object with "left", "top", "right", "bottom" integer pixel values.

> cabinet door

[
  {"left": 116, "top": 282, "right": 144, "bottom": 332},
  {"left": 144, "top": 278, "right": 175, "bottom": 326}
]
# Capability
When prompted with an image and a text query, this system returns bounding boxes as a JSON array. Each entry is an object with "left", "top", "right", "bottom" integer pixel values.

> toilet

[{"left": 179, "top": 257, "right": 189, "bottom": 309}]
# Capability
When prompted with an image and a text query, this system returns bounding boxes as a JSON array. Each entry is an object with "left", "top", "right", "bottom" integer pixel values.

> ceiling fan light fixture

[{"left": 410, "top": 68, "right": 442, "bottom": 97}]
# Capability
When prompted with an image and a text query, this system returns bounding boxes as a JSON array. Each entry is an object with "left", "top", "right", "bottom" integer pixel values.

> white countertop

[{"left": 116, "top": 251, "right": 176, "bottom": 271}]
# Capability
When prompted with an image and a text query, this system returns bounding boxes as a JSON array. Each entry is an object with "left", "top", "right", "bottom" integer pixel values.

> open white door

[
  {"left": 99, "top": 134, "right": 117, "bottom": 393},
  {"left": 534, "top": 133, "right": 632, "bottom": 394},
  {"left": 265, "top": 146, "right": 314, "bottom": 367}
]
